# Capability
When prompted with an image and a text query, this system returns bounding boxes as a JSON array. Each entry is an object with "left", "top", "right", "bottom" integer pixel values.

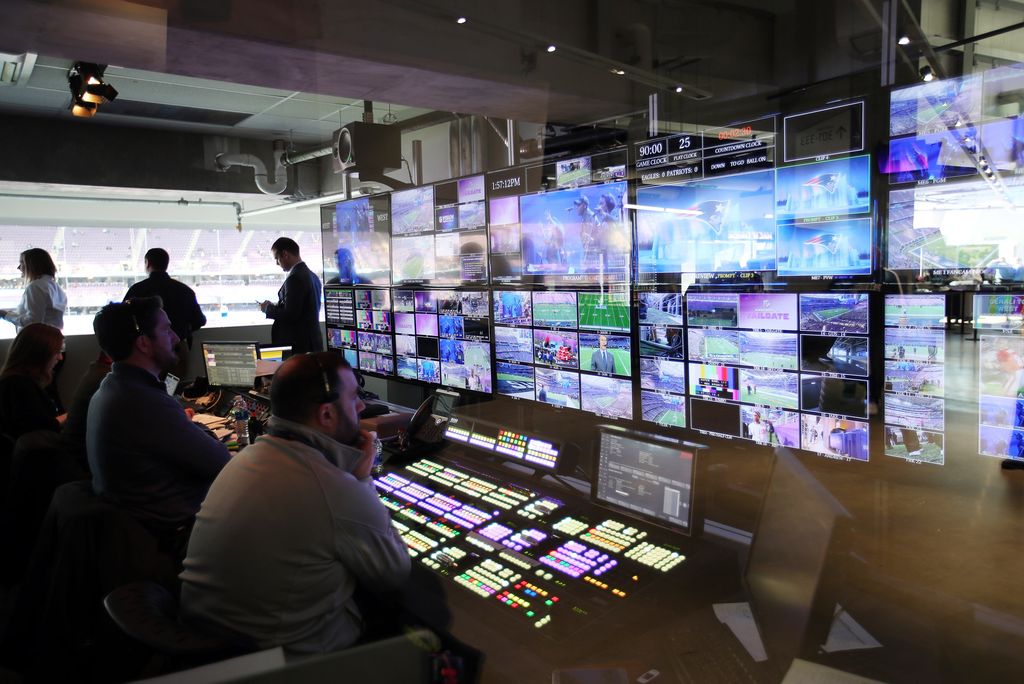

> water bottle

[{"left": 231, "top": 395, "right": 250, "bottom": 447}]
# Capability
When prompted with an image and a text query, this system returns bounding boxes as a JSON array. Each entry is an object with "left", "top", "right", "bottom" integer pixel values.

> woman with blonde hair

[
  {"left": 0, "top": 323, "right": 65, "bottom": 440},
  {"left": 0, "top": 248, "right": 67, "bottom": 331}
]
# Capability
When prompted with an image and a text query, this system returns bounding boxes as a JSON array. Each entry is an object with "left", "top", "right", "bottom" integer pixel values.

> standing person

[
  {"left": 0, "top": 248, "right": 68, "bottom": 409},
  {"left": 0, "top": 248, "right": 67, "bottom": 332},
  {"left": 180, "top": 353, "right": 409, "bottom": 654},
  {"left": 124, "top": 248, "right": 207, "bottom": 380},
  {"left": 0, "top": 323, "right": 65, "bottom": 441},
  {"left": 259, "top": 237, "right": 324, "bottom": 353}
]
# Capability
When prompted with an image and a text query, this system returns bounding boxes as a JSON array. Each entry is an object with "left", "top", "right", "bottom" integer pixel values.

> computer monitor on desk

[
  {"left": 592, "top": 426, "right": 698, "bottom": 535},
  {"left": 745, "top": 447, "right": 852, "bottom": 671},
  {"left": 202, "top": 341, "right": 258, "bottom": 389},
  {"left": 256, "top": 344, "right": 292, "bottom": 377}
]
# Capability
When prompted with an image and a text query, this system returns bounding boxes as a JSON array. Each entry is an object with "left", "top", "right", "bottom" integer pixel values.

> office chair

[{"left": 104, "top": 580, "right": 255, "bottom": 674}]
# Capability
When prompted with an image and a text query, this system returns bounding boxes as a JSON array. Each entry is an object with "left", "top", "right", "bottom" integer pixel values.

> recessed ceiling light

[
  {"left": 546, "top": 44, "right": 557, "bottom": 53},
  {"left": 610, "top": 68, "right": 625, "bottom": 75},
  {"left": 456, "top": 16, "right": 467, "bottom": 24},
  {"left": 897, "top": 35, "right": 911, "bottom": 46}
]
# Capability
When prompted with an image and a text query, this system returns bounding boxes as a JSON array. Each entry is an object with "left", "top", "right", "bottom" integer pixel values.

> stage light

[
  {"left": 67, "top": 61, "right": 118, "bottom": 118},
  {"left": 920, "top": 66, "right": 934, "bottom": 82},
  {"left": 70, "top": 101, "right": 96, "bottom": 118},
  {"left": 898, "top": 35, "right": 911, "bottom": 46},
  {"left": 546, "top": 44, "right": 556, "bottom": 53}
]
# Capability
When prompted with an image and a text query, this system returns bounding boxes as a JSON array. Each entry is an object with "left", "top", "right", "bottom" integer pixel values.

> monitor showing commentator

[{"left": 203, "top": 341, "right": 258, "bottom": 388}]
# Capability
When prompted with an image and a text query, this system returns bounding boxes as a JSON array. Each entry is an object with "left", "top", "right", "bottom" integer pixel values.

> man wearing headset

[
  {"left": 89, "top": 297, "right": 230, "bottom": 554},
  {"left": 179, "top": 352, "right": 410, "bottom": 654}
]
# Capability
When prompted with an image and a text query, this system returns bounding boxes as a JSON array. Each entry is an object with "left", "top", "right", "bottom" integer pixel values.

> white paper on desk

[
  {"left": 713, "top": 602, "right": 768, "bottom": 661},
  {"left": 820, "top": 604, "right": 881, "bottom": 653},
  {"left": 213, "top": 427, "right": 233, "bottom": 439},
  {"left": 192, "top": 413, "right": 227, "bottom": 426}
]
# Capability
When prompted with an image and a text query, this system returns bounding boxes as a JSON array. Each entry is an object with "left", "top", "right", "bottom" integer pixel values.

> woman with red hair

[{"left": 0, "top": 323, "right": 65, "bottom": 440}]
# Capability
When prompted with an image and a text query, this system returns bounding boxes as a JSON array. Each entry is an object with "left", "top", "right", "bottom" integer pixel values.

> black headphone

[
  {"left": 123, "top": 298, "right": 144, "bottom": 337},
  {"left": 308, "top": 353, "right": 340, "bottom": 403}
]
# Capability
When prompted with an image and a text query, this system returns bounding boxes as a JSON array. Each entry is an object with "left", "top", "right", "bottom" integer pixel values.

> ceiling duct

[
  {"left": 214, "top": 139, "right": 288, "bottom": 195},
  {"left": 0, "top": 52, "right": 35, "bottom": 87}
]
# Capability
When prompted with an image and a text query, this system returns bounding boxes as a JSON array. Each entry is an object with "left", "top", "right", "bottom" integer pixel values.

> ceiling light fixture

[
  {"left": 674, "top": 85, "right": 684, "bottom": 93},
  {"left": 456, "top": 16, "right": 467, "bottom": 24},
  {"left": 546, "top": 44, "right": 557, "bottom": 53},
  {"left": 67, "top": 61, "right": 118, "bottom": 118},
  {"left": 897, "top": 35, "right": 911, "bottom": 46},
  {"left": 610, "top": 68, "right": 625, "bottom": 75},
  {"left": 920, "top": 66, "right": 935, "bottom": 82}
]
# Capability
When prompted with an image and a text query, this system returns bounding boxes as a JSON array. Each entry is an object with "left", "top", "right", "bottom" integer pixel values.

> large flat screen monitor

[
  {"left": 635, "top": 169, "right": 777, "bottom": 276},
  {"left": 593, "top": 426, "right": 697, "bottom": 534},
  {"left": 203, "top": 341, "right": 258, "bottom": 389},
  {"left": 321, "top": 194, "right": 392, "bottom": 285}
]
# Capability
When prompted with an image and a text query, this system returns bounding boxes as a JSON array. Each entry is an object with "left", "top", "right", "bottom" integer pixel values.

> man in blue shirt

[{"left": 87, "top": 297, "right": 230, "bottom": 550}]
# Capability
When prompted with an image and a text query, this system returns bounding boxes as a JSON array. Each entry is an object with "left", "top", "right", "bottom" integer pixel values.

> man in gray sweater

[{"left": 179, "top": 352, "right": 410, "bottom": 654}]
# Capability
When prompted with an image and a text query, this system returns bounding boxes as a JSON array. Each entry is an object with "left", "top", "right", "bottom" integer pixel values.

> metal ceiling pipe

[
  {"left": 214, "top": 139, "right": 288, "bottom": 195},
  {"left": 283, "top": 144, "right": 332, "bottom": 165}
]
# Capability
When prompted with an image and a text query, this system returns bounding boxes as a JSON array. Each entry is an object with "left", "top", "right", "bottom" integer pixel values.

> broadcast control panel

[{"left": 374, "top": 458, "right": 688, "bottom": 641}]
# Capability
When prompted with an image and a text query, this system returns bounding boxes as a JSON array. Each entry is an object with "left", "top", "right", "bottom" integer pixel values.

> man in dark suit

[
  {"left": 591, "top": 334, "right": 616, "bottom": 374},
  {"left": 125, "top": 248, "right": 206, "bottom": 378},
  {"left": 259, "top": 237, "right": 324, "bottom": 353}
]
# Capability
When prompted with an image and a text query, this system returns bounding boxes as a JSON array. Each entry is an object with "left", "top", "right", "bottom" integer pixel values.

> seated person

[
  {"left": 0, "top": 323, "right": 65, "bottom": 440},
  {"left": 179, "top": 352, "right": 410, "bottom": 654},
  {"left": 87, "top": 297, "right": 230, "bottom": 549},
  {"left": 60, "top": 350, "right": 113, "bottom": 470}
]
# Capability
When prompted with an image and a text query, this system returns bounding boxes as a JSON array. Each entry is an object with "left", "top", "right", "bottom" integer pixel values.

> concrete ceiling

[
  {"left": 0, "top": 53, "right": 432, "bottom": 145},
  {"left": 0, "top": 0, "right": 1021, "bottom": 150}
]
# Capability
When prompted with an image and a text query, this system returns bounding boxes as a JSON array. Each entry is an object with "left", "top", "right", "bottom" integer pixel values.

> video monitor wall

[
  {"left": 637, "top": 290, "right": 686, "bottom": 429},
  {"left": 487, "top": 149, "right": 630, "bottom": 286},
  {"left": 883, "top": 295, "right": 947, "bottom": 465},
  {"left": 390, "top": 177, "right": 489, "bottom": 286},
  {"left": 321, "top": 194, "right": 392, "bottom": 286},
  {"left": 394, "top": 289, "right": 492, "bottom": 392},
  {"left": 977, "top": 293, "right": 1024, "bottom": 461},
  {"left": 494, "top": 288, "right": 633, "bottom": 420},
  {"left": 325, "top": 287, "right": 381, "bottom": 373},
  {"left": 633, "top": 112, "right": 873, "bottom": 282},
  {"left": 885, "top": 64, "right": 1024, "bottom": 283},
  {"left": 687, "top": 292, "right": 871, "bottom": 460}
]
